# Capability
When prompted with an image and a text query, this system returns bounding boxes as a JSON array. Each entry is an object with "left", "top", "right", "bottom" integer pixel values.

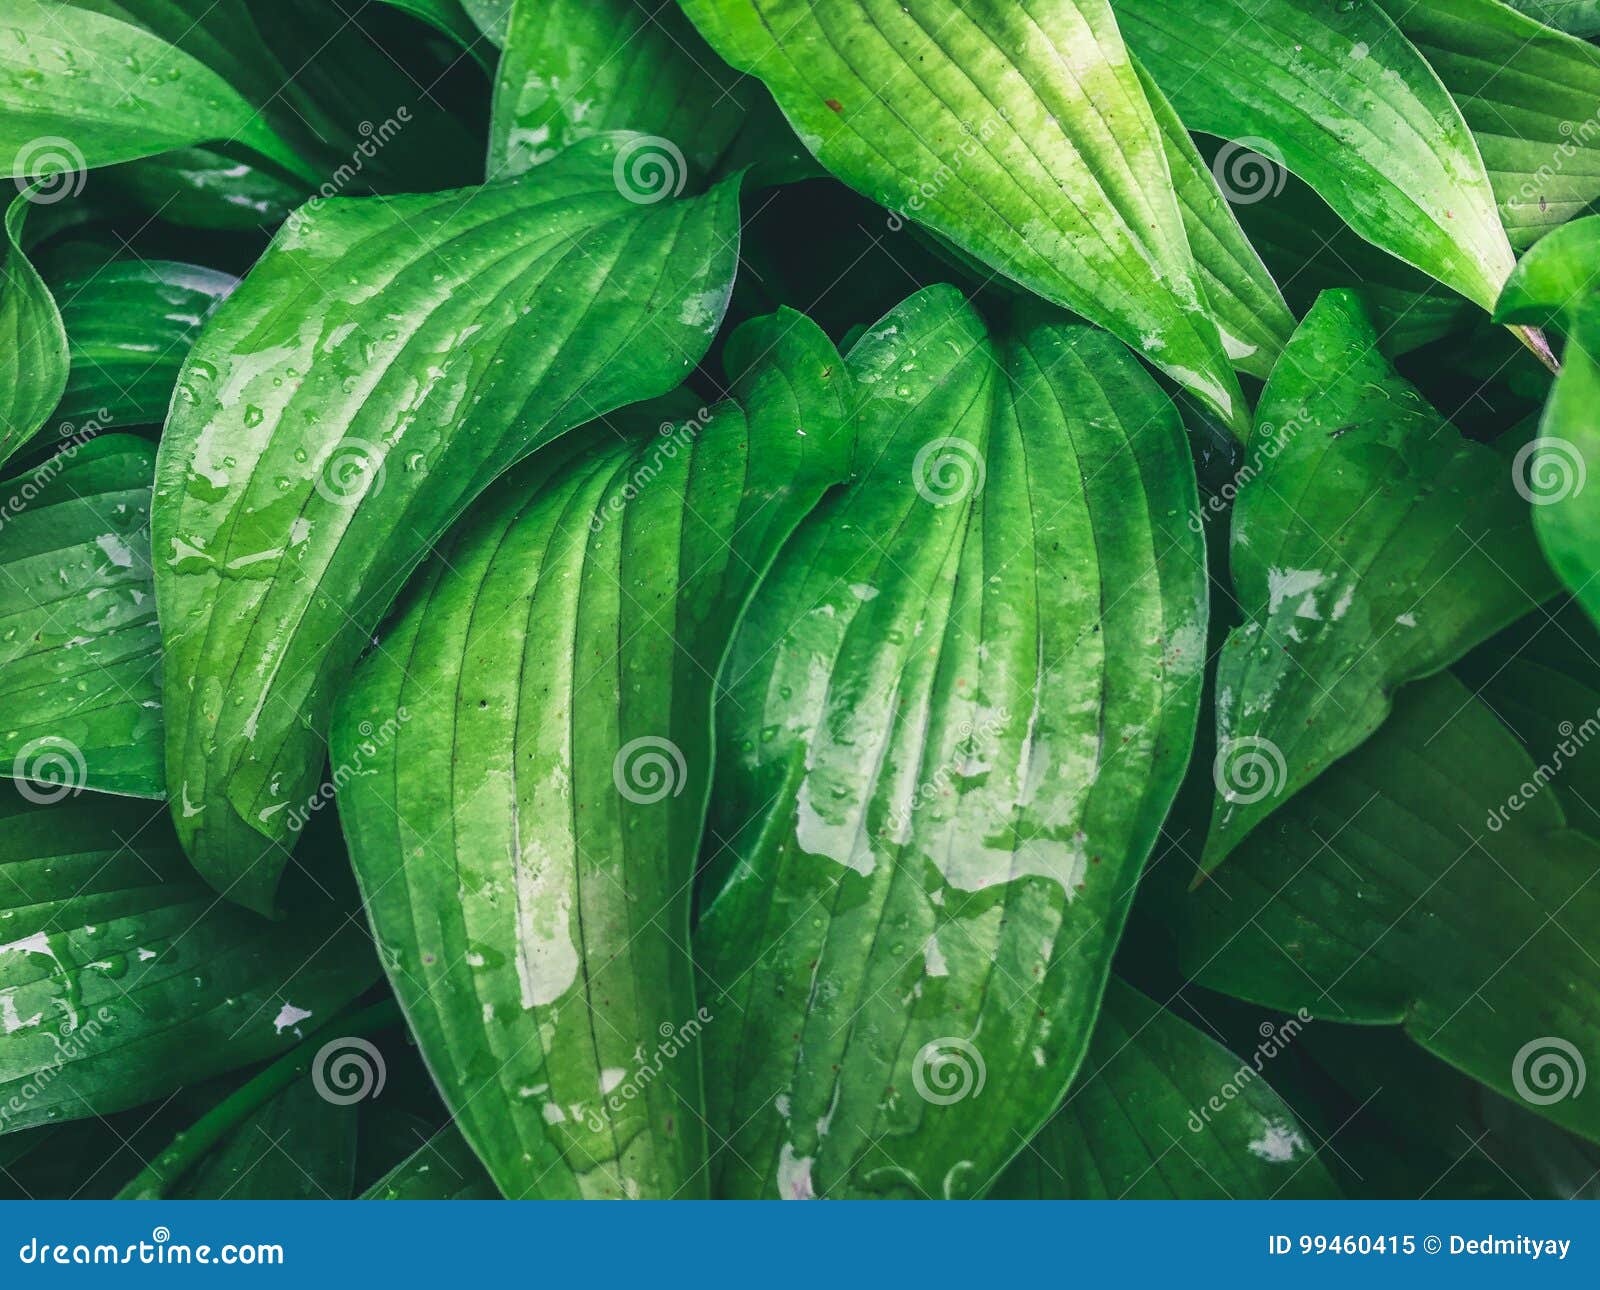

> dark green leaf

[
  {"left": 362, "top": 1125, "right": 498, "bottom": 1199},
  {"left": 0, "top": 190, "right": 68, "bottom": 469},
  {"left": 697, "top": 287, "right": 1208, "bottom": 1199},
  {"left": 1204, "top": 291, "right": 1556, "bottom": 870},
  {"left": 332, "top": 314, "right": 853, "bottom": 1199},
  {"left": 153, "top": 137, "right": 741, "bottom": 915}
]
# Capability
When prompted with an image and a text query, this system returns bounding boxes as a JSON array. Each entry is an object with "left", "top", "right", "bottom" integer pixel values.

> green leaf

[
  {"left": 993, "top": 979, "right": 1339, "bottom": 1199},
  {"left": 362, "top": 1126, "right": 498, "bottom": 1199},
  {"left": 1113, "top": 0, "right": 1517, "bottom": 312},
  {"left": 1203, "top": 291, "right": 1556, "bottom": 871},
  {"left": 1134, "top": 60, "right": 1295, "bottom": 382},
  {"left": 0, "top": 190, "right": 68, "bottom": 469},
  {"left": 332, "top": 314, "right": 854, "bottom": 1199},
  {"left": 1381, "top": 0, "right": 1600, "bottom": 253},
  {"left": 153, "top": 137, "right": 741, "bottom": 916},
  {"left": 1497, "top": 219, "right": 1600, "bottom": 632},
  {"left": 0, "top": 788, "right": 377, "bottom": 1133},
  {"left": 491, "top": 0, "right": 751, "bottom": 180},
  {"left": 2, "top": 2, "right": 310, "bottom": 183},
  {"left": 55, "top": 260, "right": 235, "bottom": 427},
  {"left": 461, "top": 0, "right": 513, "bottom": 45},
  {"left": 0, "top": 435, "right": 163, "bottom": 799},
  {"left": 371, "top": 0, "right": 494, "bottom": 70},
  {"left": 100, "top": 147, "right": 302, "bottom": 232},
  {"left": 1162, "top": 673, "right": 1600, "bottom": 1146},
  {"left": 1506, "top": 0, "right": 1600, "bottom": 36},
  {"left": 679, "top": 0, "right": 1247, "bottom": 432},
  {"left": 697, "top": 287, "right": 1208, "bottom": 1199}
]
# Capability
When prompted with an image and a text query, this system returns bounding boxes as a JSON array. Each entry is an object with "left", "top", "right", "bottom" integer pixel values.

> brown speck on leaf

[{"left": 825, "top": 98, "right": 843, "bottom": 112}]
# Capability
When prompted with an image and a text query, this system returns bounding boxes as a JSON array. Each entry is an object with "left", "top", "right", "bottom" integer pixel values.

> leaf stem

[{"left": 1511, "top": 324, "right": 1561, "bottom": 376}]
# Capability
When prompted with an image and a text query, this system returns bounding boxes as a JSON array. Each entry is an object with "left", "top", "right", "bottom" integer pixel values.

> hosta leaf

[
  {"left": 1163, "top": 673, "right": 1600, "bottom": 1146},
  {"left": 1381, "top": 0, "right": 1600, "bottom": 253},
  {"left": 0, "top": 435, "right": 162, "bottom": 799},
  {"left": 55, "top": 260, "right": 235, "bottom": 427},
  {"left": 2, "top": 2, "right": 309, "bottom": 183},
  {"left": 1114, "top": 0, "right": 1517, "bottom": 312},
  {"left": 697, "top": 287, "right": 1208, "bottom": 1200},
  {"left": 679, "top": 0, "right": 1247, "bottom": 432},
  {"left": 1203, "top": 291, "right": 1556, "bottom": 871},
  {"left": 461, "top": 0, "right": 513, "bottom": 45},
  {"left": 0, "top": 788, "right": 377, "bottom": 1132},
  {"left": 1496, "top": 217, "right": 1600, "bottom": 632},
  {"left": 0, "top": 190, "right": 68, "bottom": 469},
  {"left": 102, "top": 147, "right": 302, "bottom": 232},
  {"left": 1506, "top": 0, "right": 1600, "bottom": 36},
  {"left": 363, "top": 1126, "right": 498, "bottom": 1199},
  {"left": 332, "top": 314, "right": 854, "bottom": 1199},
  {"left": 154, "top": 137, "right": 740, "bottom": 916},
  {"left": 1135, "top": 60, "right": 1295, "bottom": 381},
  {"left": 491, "top": 0, "right": 751, "bottom": 180},
  {"left": 992, "top": 979, "right": 1338, "bottom": 1199}
]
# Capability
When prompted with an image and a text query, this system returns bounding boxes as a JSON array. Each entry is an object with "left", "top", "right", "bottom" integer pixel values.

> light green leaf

[
  {"left": 1, "top": 2, "right": 310, "bottom": 183},
  {"left": 55, "top": 260, "right": 235, "bottom": 427},
  {"left": 491, "top": 0, "right": 751, "bottom": 180},
  {"left": 1203, "top": 290, "right": 1557, "bottom": 871},
  {"left": 332, "top": 313, "right": 854, "bottom": 1199},
  {"left": 680, "top": 0, "right": 1247, "bottom": 432},
  {"left": 1497, "top": 217, "right": 1600, "bottom": 631},
  {"left": 992, "top": 979, "right": 1338, "bottom": 1199},
  {"left": 0, "top": 788, "right": 377, "bottom": 1132},
  {"left": 461, "top": 0, "right": 513, "bottom": 45},
  {"left": 1135, "top": 60, "right": 1295, "bottom": 381},
  {"left": 1164, "top": 673, "right": 1600, "bottom": 1146},
  {"left": 1381, "top": 0, "right": 1600, "bottom": 252},
  {"left": 0, "top": 435, "right": 163, "bottom": 799},
  {"left": 1114, "top": 0, "right": 1517, "bottom": 312},
  {"left": 153, "top": 137, "right": 741, "bottom": 916},
  {"left": 0, "top": 189, "right": 68, "bottom": 469},
  {"left": 697, "top": 287, "right": 1208, "bottom": 1199}
]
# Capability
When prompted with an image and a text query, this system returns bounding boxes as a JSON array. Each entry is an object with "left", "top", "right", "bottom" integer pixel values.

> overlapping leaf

[
  {"left": 0, "top": 190, "right": 68, "bottom": 468},
  {"left": 1114, "top": 0, "right": 1516, "bottom": 313},
  {"left": 332, "top": 314, "right": 853, "bottom": 1199},
  {"left": 680, "top": 0, "right": 1247, "bottom": 432},
  {"left": 0, "top": 435, "right": 162, "bottom": 799},
  {"left": 697, "top": 287, "right": 1208, "bottom": 1199},
  {"left": 153, "top": 137, "right": 741, "bottom": 916},
  {"left": 1203, "top": 291, "right": 1556, "bottom": 870}
]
